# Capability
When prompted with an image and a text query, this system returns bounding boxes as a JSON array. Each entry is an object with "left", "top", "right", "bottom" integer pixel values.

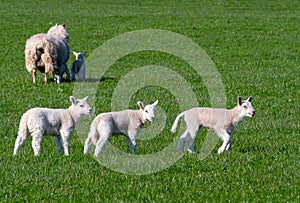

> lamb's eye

[
  {"left": 145, "top": 110, "right": 148, "bottom": 113},
  {"left": 80, "top": 105, "right": 84, "bottom": 107},
  {"left": 243, "top": 105, "right": 247, "bottom": 109}
]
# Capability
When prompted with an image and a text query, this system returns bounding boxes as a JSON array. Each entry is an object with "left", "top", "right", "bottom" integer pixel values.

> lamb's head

[
  {"left": 48, "top": 24, "right": 70, "bottom": 41},
  {"left": 137, "top": 100, "right": 158, "bottom": 122},
  {"left": 238, "top": 96, "right": 255, "bottom": 118},
  {"left": 73, "top": 51, "right": 86, "bottom": 60},
  {"left": 70, "top": 96, "right": 92, "bottom": 116}
]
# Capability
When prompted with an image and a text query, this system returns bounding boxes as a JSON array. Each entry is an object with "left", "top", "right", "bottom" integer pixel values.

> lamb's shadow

[{"left": 74, "top": 76, "right": 116, "bottom": 83}]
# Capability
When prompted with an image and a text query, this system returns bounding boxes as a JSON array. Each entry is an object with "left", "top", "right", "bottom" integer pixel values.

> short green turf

[{"left": 0, "top": 0, "right": 299, "bottom": 202}]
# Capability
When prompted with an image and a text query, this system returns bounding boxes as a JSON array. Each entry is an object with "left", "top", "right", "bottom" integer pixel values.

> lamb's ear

[
  {"left": 73, "top": 51, "right": 77, "bottom": 56},
  {"left": 247, "top": 96, "right": 252, "bottom": 102},
  {"left": 83, "top": 96, "right": 88, "bottom": 101},
  {"left": 63, "top": 24, "right": 66, "bottom": 28},
  {"left": 238, "top": 96, "right": 242, "bottom": 106},
  {"left": 137, "top": 101, "right": 145, "bottom": 110},
  {"left": 70, "top": 96, "right": 77, "bottom": 104},
  {"left": 152, "top": 100, "right": 158, "bottom": 106},
  {"left": 82, "top": 51, "right": 86, "bottom": 56}
]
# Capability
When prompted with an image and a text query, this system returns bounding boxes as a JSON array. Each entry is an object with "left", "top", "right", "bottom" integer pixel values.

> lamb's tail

[
  {"left": 91, "top": 120, "right": 100, "bottom": 145},
  {"left": 18, "top": 113, "right": 29, "bottom": 137},
  {"left": 171, "top": 112, "right": 185, "bottom": 133},
  {"left": 14, "top": 113, "right": 29, "bottom": 156}
]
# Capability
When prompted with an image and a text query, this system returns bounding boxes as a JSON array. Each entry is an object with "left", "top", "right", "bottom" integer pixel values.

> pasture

[{"left": 0, "top": 0, "right": 299, "bottom": 202}]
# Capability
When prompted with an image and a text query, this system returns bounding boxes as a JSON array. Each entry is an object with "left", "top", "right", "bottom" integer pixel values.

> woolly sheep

[
  {"left": 171, "top": 96, "right": 255, "bottom": 154},
  {"left": 25, "top": 24, "right": 71, "bottom": 84},
  {"left": 84, "top": 100, "right": 158, "bottom": 157},
  {"left": 13, "top": 96, "right": 92, "bottom": 156},
  {"left": 71, "top": 51, "right": 86, "bottom": 81}
]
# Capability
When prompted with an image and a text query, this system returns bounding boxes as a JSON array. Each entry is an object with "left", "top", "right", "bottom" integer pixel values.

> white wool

[
  {"left": 13, "top": 96, "right": 92, "bottom": 156},
  {"left": 171, "top": 96, "right": 255, "bottom": 154},
  {"left": 24, "top": 24, "right": 71, "bottom": 84},
  {"left": 84, "top": 100, "right": 158, "bottom": 157}
]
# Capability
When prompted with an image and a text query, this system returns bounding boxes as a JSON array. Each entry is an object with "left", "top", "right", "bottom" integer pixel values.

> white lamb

[
  {"left": 171, "top": 96, "right": 255, "bottom": 154},
  {"left": 84, "top": 100, "right": 158, "bottom": 157},
  {"left": 13, "top": 96, "right": 92, "bottom": 156},
  {"left": 71, "top": 51, "right": 86, "bottom": 81}
]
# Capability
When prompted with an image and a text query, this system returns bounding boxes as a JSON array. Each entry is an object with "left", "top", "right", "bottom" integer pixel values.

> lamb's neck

[
  {"left": 137, "top": 109, "right": 147, "bottom": 126},
  {"left": 67, "top": 107, "right": 82, "bottom": 125},
  {"left": 229, "top": 107, "right": 244, "bottom": 126}
]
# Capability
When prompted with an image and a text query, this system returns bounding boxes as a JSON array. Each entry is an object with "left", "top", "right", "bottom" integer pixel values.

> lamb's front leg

[
  {"left": 216, "top": 129, "right": 231, "bottom": 154},
  {"left": 225, "top": 135, "right": 232, "bottom": 152},
  {"left": 60, "top": 132, "right": 71, "bottom": 156},
  {"left": 127, "top": 131, "right": 137, "bottom": 154}
]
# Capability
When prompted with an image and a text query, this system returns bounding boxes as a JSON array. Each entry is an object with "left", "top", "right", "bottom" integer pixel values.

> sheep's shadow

[{"left": 49, "top": 76, "right": 116, "bottom": 83}]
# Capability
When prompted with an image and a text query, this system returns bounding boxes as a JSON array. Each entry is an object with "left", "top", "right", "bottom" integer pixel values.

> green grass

[{"left": 1, "top": 0, "right": 299, "bottom": 202}]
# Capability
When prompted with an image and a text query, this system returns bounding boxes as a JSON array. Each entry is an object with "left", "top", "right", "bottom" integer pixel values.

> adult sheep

[{"left": 25, "top": 24, "right": 71, "bottom": 84}]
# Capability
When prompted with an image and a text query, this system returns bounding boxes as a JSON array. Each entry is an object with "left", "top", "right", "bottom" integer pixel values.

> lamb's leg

[
  {"left": 54, "top": 136, "right": 63, "bottom": 154},
  {"left": 225, "top": 135, "right": 232, "bottom": 152},
  {"left": 84, "top": 123, "right": 99, "bottom": 154},
  {"left": 83, "top": 136, "right": 92, "bottom": 154},
  {"left": 94, "top": 134, "right": 110, "bottom": 157},
  {"left": 176, "top": 130, "right": 188, "bottom": 152},
  {"left": 71, "top": 65, "right": 75, "bottom": 81},
  {"left": 127, "top": 137, "right": 136, "bottom": 154},
  {"left": 216, "top": 129, "right": 231, "bottom": 154},
  {"left": 84, "top": 133, "right": 94, "bottom": 154},
  {"left": 186, "top": 127, "right": 199, "bottom": 153},
  {"left": 13, "top": 131, "right": 28, "bottom": 156},
  {"left": 127, "top": 131, "right": 138, "bottom": 154},
  {"left": 60, "top": 133, "right": 71, "bottom": 156},
  {"left": 31, "top": 132, "right": 43, "bottom": 156}
]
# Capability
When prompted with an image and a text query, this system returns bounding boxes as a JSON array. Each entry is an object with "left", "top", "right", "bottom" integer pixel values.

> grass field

[{"left": 0, "top": 0, "right": 299, "bottom": 202}]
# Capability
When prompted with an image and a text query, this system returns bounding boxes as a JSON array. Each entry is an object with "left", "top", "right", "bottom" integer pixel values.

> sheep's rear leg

[
  {"left": 44, "top": 72, "right": 49, "bottom": 84},
  {"left": 32, "top": 70, "right": 37, "bottom": 84},
  {"left": 64, "top": 64, "right": 71, "bottom": 82}
]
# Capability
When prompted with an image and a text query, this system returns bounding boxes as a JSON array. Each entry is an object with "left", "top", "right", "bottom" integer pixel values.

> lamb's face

[
  {"left": 138, "top": 100, "right": 158, "bottom": 122},
  {"left": 239, "top": 96, "right": 255, "bottom": 118},
  {"left": 70, "top": 96, "right": 92, "bottom": 115}
]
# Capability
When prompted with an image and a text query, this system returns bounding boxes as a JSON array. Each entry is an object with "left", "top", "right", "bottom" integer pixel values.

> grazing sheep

[
  {"left": 25, "top": 24, "right": 71, "bottom": 84},
  {"left": 71, "top": 51, "right": 86, "bottom": 81},
  {"left": 84, "top": 100, "right": 158, "bottom": 157},
  {"left": 171, "top": 96, "right": 255, "bottom": 154},
  {"left": 13, "top": 96, "right": 92, "bottom": 156}
]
